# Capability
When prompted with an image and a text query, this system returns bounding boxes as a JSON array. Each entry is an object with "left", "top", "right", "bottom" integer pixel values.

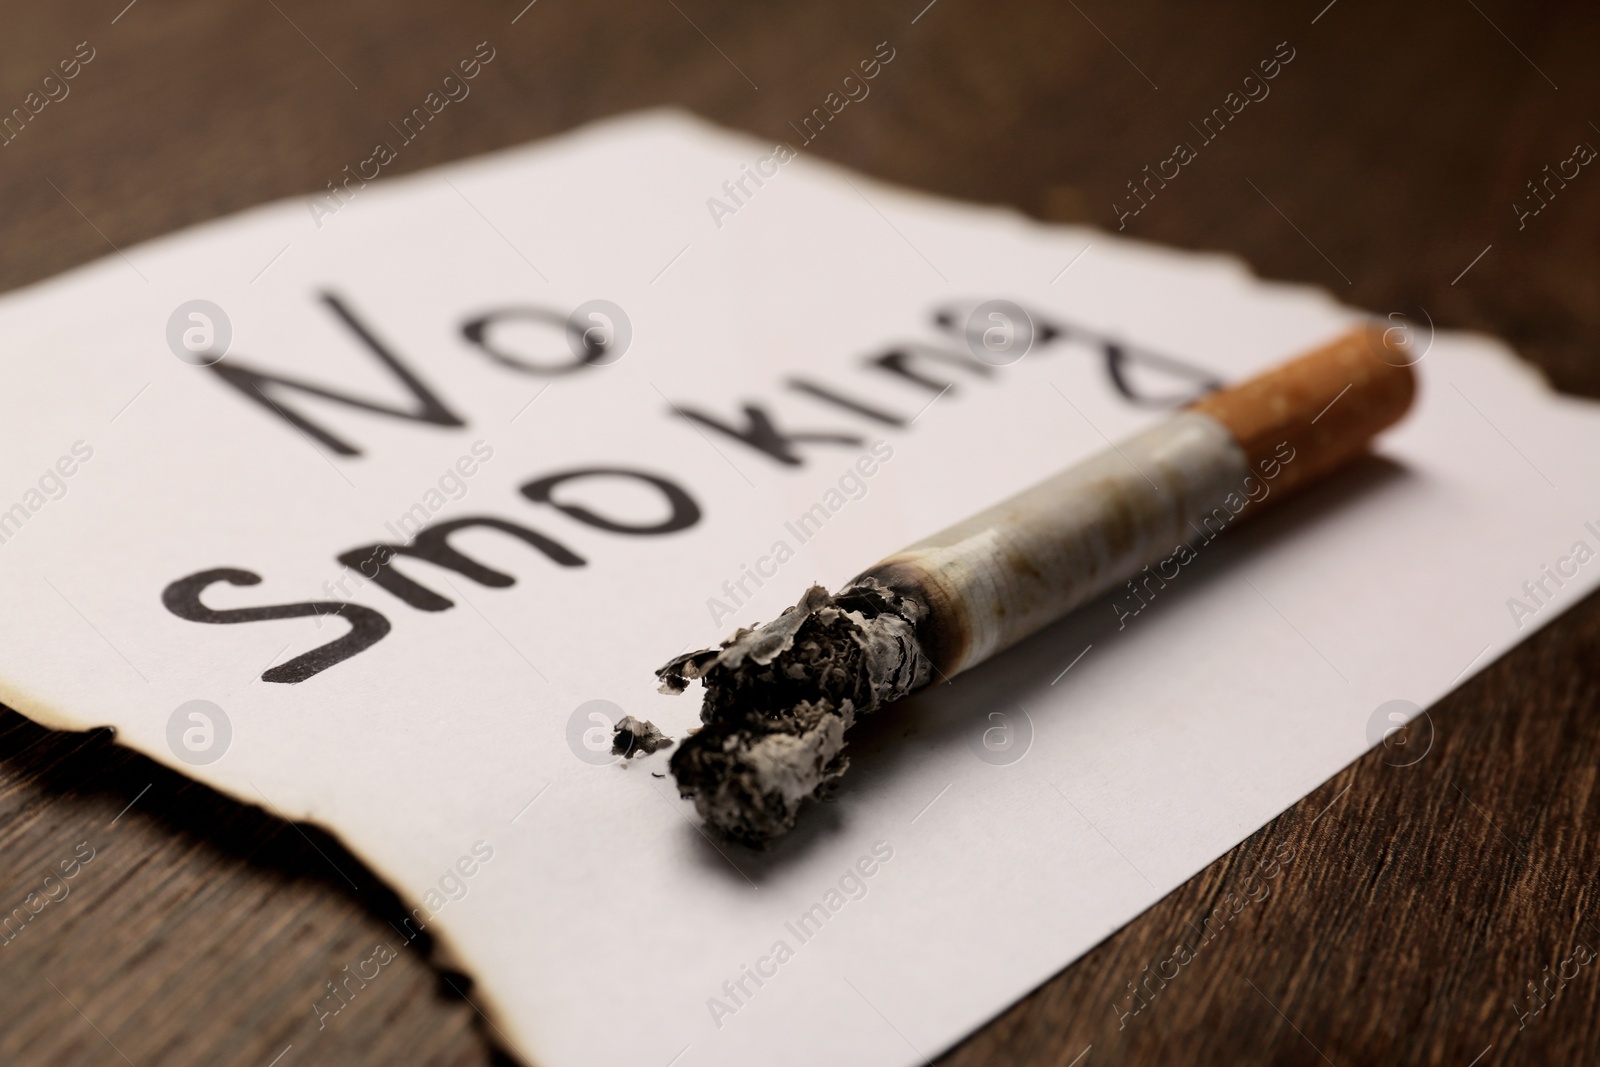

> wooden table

[{"left": 3, "top": 1, "right": 1597, "bottom": 1063}]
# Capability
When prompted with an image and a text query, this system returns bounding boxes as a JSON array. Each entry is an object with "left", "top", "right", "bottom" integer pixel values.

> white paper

[{"left": 2, "top": 111, "right": 1596, "bottom": 1067}]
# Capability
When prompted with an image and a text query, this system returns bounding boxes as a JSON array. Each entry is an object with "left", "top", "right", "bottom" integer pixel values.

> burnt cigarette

[{"left": 658, "top": 328, "right": 1416, "bottom": 845}]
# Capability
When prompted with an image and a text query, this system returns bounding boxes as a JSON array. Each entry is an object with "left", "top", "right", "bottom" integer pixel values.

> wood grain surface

[{"left": 2, "top": 1, "right": 1597, "bottom": 1064}]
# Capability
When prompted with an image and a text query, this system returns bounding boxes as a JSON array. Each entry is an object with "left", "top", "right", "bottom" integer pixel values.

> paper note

[{"left": 2, "top": 111, "right": 1597, "bottom": 1067}]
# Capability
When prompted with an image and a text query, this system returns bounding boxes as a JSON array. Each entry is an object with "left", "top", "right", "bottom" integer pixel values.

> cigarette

[{"left": 658, "top": 327, "right": 1416, "bottom": 844}]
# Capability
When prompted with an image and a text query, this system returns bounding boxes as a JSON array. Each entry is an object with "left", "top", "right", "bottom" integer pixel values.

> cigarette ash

[
  {"left": 656, "top": 578, "right": 931, "bottom": 845},
  {"left": 612, "top": 716, "right": 673, "bottom": 758}
]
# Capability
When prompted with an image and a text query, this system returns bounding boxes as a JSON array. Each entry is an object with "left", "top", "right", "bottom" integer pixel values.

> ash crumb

[{"left": 612, "top": 716, "right": 673, "bottom": 758}]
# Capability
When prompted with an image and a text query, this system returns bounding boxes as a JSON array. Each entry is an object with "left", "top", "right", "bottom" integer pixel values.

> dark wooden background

[{"left": 2, "top": 1, "right": 1597, "bottom": 1064}]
